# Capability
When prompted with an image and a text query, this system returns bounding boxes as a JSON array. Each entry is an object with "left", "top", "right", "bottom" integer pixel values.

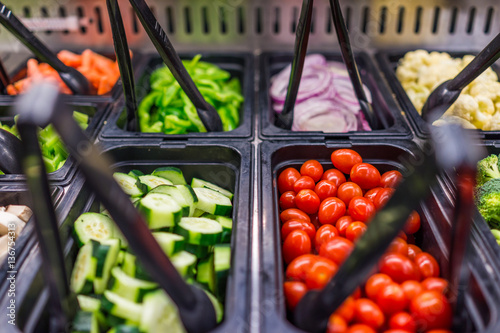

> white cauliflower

[
  {"left": 397, "top": 50, "right": 500, "bottom": 130},
  {"left": 433, "top": 116, "right": 476, "bottom": 129}
]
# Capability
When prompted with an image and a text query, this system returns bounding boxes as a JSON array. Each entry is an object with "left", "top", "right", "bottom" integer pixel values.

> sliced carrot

[
  {"left": 57, "top": 50, "right": 82, "bottom": 68},
  {"left": 6, "top": 84, "right": 18, "bottom": 95},
  {"left": 81, "top": 49, "right": 94, "bottom": 69},
  {"left": 26, "top": 59, "right": 41, "bottom": 78},
  {"left": 97, "top": 76, "right": 114, "bottom": 95}
]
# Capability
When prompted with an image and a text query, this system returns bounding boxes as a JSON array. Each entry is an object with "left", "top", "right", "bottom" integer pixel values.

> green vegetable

[
  {"left": 491, "top": 229, "right": 500, "bottom": 245},
  {"left": 138, "top": 56, "right": 243, "bottom": 135},
  {"left": 476, "top": 178, "right": 500, "bottom": 229},
  {"left": 476, "top": 154, "right": 500, "bottom": 187},
  {"left": 0, "top": 111, "right": 89, "bottom": 173}
]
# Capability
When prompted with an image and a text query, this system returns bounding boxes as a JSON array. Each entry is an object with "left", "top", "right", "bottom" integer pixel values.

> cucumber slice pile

[{"left": 70, "top": 169, "right": 234, "bottom": 332}]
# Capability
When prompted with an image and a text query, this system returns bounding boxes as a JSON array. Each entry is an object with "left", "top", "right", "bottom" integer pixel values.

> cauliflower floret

[
  {"left": 447, "top": 94, "right": 477, "bottom": 123},
  {"left": 476, "top": 95, "right": 496, "bottom": 115},
  {"left": 433, "top": 115, "right": 477, "bottom": 129},
  {"left": 404, "top": 83, "right": 430, "bottom": 113},
  {"left": 469, "top": 81, "right": 500, "bottom": 101},
  {"left": 396, "top": 66, "right": 419, "bottom": 84},
  {"left": 485, "top": 112, "right": 500, "bottom": 130}
]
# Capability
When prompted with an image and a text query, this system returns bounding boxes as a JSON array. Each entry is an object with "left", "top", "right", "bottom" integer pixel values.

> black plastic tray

[
  {"left": 98, "top": 53, "right": 254, "bottom": 142},
  {"left": 259, "top": 52, "right": 413, "bottom": 140},
  {"left": 7, "top": 141, "right": 252, "bottom": 333},
  {"left": 0, "top": 50, "right": 144, "bottom": 103},
  {"left": 259, "top": 140, "right": 500, "bottom": 332},
  {"left": 0, "top": 100, "right": 111, "bottom": 186},
  {"left": 375, "top": 49, "right": 500, "bottom": 139}
]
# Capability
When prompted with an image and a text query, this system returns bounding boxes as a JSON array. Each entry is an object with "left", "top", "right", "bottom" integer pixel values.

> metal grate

[{"left": 0, "top": 0, "right": 498, "bottom": 53}]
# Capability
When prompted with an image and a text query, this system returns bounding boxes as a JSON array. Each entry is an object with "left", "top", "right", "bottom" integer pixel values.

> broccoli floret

[
  {"left": 477, "top": 178, "right": 500, "bottom": 229},
  {"left": 476, "top": 154, "right": 500, "bottom": 187}
]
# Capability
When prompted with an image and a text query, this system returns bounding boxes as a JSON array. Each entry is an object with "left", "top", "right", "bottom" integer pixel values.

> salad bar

[{"left": 0, "top": 0, "right": 499, "bottom": 332}]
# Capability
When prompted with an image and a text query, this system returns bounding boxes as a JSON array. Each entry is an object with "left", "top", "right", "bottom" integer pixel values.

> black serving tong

[
  {"left": 275, "top": 0, "right": 314, "bottom": 130},
  {"left": 328, "top": 0, "right": 378, "bottom": 129},
  {"left": 0, "top": 2, "right": 90, "bottom": 95},
  {"left": 126, "top": 0, "right": 223, "bottom": 132},
  {"left": 421, "top": 32, "right": 500, "bottom": 122},
  {"left": 15, "top": 85, "right": 77, "bottom": 332},
  {"left": 0, "top": 128, "right": 23, "bottom": 174},
  {"left": 294, "top": 123, "right": 482, "bottom": 332},
  {"left": 106, "top": 0, "right": 137, "bottom": 131},
  {"left": 18, "top": 82, "right": 217, "bottom": 333}
]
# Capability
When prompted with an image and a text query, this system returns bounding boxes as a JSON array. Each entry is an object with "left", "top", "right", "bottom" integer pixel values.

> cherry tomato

[
  {"left": 348, "top": 197, "right": 376, "bottom": 223},
  {"left": 410, "top": 291, "right": 452, "bottom": 331},
  {"left": 389, "top": 312, "right": 416, "bottom": 331},
  {"left": 280, "top": 208, "right": 311, "bottom": 224},
  {"left": 373, "top": 188, "right": 396, "bottom": 210},
  {"left": 346, "top": 221, "right": 367, "bottom": 242},
  {"left": 283, "top": 281, "right": 307, "bottom": 311},
  {"left": 398, "top": 231, "right": 408, "bottom": 241},
  {"left": 319, "top": 237, "right": 354, "bottom": 266},
  {"left": 315, "top": 224, "right": 339, "bottom": 253},
  {"left": 282, "top": 230, "right": 312, "bottom": 264},
  {"left": 350, "top": 163, "right": 381, "bottom": 190},
  {"left": 305, "top": 258, "right": 338, "bottom": 289},
  {"left": 425, "top": 330, "right": 452, "bottom": 333},
  {"left": 322, "top": 169, "right": 347, "bottom": 187},
  {"left": 300, "top": 160, "right": 324, "bottom": 182},
  {"left": 336, "top": 296, "right": 356, "bottom": 323},
  {"left": 404, "top": 211, "right": 421, "bottom": 235},
  {"left": 279, "top": 191, "right": 296, "bottom": 210},
  {"left": 407, "top": 245, "right": 422, "bottom": 261},
  {"left": 382, "top": 330, "right": 413, "bottom": 333},
  {"left": 388, "top": 237, "right": 409, "bottom": 256},
  {"left": 318, "top": 197, "right": 346, "bottom": 225},
  {"left": 365, "top": 273, "right": 393, "bottom": 301},
  {"left": 285, "top": 254, "right": 318, "bottom": 281},
  {"left": 421, "top": 277, "right": 448, "bottom": 294},
  {"left": 347, "top": 324, "right": 376, "bottom": 333},
  {"left": 331, "top": 149, "right": 363, "bottom": 174},
  {"left": 400, "top": 280, "right": 423, "bottom": 302},
  {"left": 278, "top": 167, "right": 301, "bottom": 194},
  {"left": 414, "top": 253, "right": 440, "bottom": 279},
  {"left": 281, "top": 220, "right": 316, "bottom": 242},
  {"left": 380, "top": 170, "right": 403, "bottom": 188},
  {"left": 327, "top": 314, "right": 348, "bottom": 333},
  {"left": 354, "top": 298, "right": 385, "bottom": 329},
  {"left": 336, "top": 216, "right": 353, "bottom": 237},
  {"left": 338, "top": 182, "right": 363, "bottom": 206},
  {"left": 295, "top": 189, "right": 321, "bottom": 214},
  {"left": 364, "top": 187, "right": 383, "bottom": 203},
  {"left": 376, "top": 283, "right": 409, "bottom": 315},
  {"left": 293, "top": 175, "right": 316, "bottom": 193},
  {"left": 379, "top": 253, "right": 420, "bottom": 283},
  {"left": 315, "top": 180, "right": 338, "bottom": 201},
  {"left": 352, "top": 287, "right": 362, "bottom": 299}
]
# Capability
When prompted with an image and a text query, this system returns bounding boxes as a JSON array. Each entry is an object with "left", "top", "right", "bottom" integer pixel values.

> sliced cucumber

[
  {"left": 185, "top": 243, "right": 213, "bottom": 259},
  {"left": 170, "top": 251, "right": 197, "bottom": 277},
  {"left": 175, "top": 185, "right": 198, "bottom": 216},
  {"left": 214, "top": 244, "right": 231, "bottom": 301},
  {"left": 139, "top": 290, "right": 186, "bottom": 333},
  {"left": 114, "top": 173, "right": 146, "bottom": 197},
  {"left": 193, "top": 188, "right": 232, "bottom": 216},
  {"left": 71, "top": 242, "right": 97, "bottom": 294},
  {"left": 197, "top": 253, "right": 215, "bottom": 294},
  {"left": 72, "top": 311, "right": 99, "bottom": 333},
  {"left": 107, "top": 325, "right": 141, "bottom": 333},
  {"left": 121, "top": 253, "right": 152, "bottom": 281},
  {"left": 138, "top": 193, "right": 182, "bottom": 229},
  {"left": 152, "top": 232, "right": 185, "bottom": 256},
  {"left": 192, "top": 209, "right": 205, "bottom": 217},
  {"left": 108, "top": 267, "right": 157, "bottom": 302},
  {"left": 101, "top": 291, "right": 143, "bottom": 324},
  {"left": 127, "top": 170, "right": 144, "bottom": 179},
  {"left": 149, "top": 185, "right": 190, "bottom": 216},
  {"left": 152, "top": 167, "right": 187, "bottom": 185},
  {"left": 204, "top": 214, "right": 232, "bottom": 243},
  {"left": 175, "top": 217, "right": 222, "bottom": 246},
  {"left": 77, "top": 295, "right": 101, "bottom": 312},
  {"left": 204, "top": 290, "right": 224, "bottom": 323},
  {"left": 191, "top": 178, "right": 234, "bottom": 200},
  {"left": 138, "top": 175, "right": 173, "bottom": 191},
  {"left": 93, "top": 239, "right": 120, "bottom": 294},
  {"left": 74, "top": 212, "right": 115, "bottom": 247}
]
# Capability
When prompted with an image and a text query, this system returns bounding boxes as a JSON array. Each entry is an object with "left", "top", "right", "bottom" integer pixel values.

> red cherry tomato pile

[{"left": 278, "top": 149, "right": 453, "bottom": 333}]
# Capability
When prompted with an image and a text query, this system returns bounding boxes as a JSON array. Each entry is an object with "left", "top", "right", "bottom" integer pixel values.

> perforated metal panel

[{"left": 0, "top": 0, "right": 498, "bottom": 53}]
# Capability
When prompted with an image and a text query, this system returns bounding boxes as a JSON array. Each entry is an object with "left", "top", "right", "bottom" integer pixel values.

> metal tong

[
  {"left": 15, "top": 82, "right": 217, "bottom": 333},
  {"left": 294, "top": 123, "right": 482, "bottom": 331}
]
